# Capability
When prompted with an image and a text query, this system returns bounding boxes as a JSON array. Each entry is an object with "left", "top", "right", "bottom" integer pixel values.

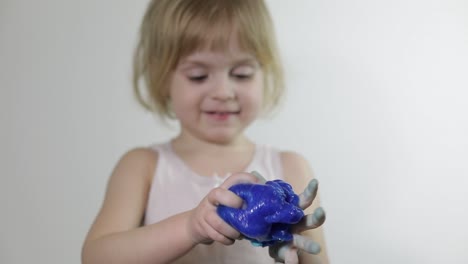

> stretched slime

[{"left": 217, "top": 180, "right": 304, "bottom": 247}]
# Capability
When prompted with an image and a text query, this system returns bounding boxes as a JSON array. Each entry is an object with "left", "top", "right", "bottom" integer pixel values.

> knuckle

[
  {"left": 208, "top": 213, "right": 223, "bottom": 229},
  {"left": 211, "top": 231, "right": 226, "bottom": 244},
  {"left": 209, "top": 188, "right": 223, "bottom": 202},
  {"left": 206, "top": 188, "right": 222, "bottom": 205}
]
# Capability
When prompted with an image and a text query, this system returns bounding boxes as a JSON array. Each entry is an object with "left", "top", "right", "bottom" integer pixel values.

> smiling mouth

[
  {"left": 205, "top": 111, "right": 240, "bottom": 120},
  {"left": 205, "top": 111, "right": 240, "bottom": 115}
]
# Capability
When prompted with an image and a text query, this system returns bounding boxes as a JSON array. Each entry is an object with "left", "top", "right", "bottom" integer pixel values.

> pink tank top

[{"left": 144, "top": 142, "right": 284, "bottom": 264}]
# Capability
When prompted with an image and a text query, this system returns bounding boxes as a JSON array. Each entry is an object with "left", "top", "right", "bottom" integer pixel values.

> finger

[
  {"left": 269, "top": 243, "right": 289, "bottom": 262},
  {"left": 204, "top": 222, "right": 235, "bottom": 245},
  {"left": 219, "top": 172, "right": 259, "bottom": 189},
  {"left": 269, "top": 243, "right": 298, "bottom": 264},
  {"left": 206, "top": 212, "right": 241, "bottom": 240},
  {"left": 298, "top": 179, "right": 318, "bottom": 209},
  {"left": 207, "top": 187, "right": 244, "bottom": 208},
  {"left": 292, "top": 234, "right": 321, "bottom": 255},
  {"left": 284, "top": 246, "right": 299, "bottom": 264},
  {"left": 251, "top": 170, "right": 267, "bottom": 183},
  {"left": 293, "top": 207, "right": 326, "bottom": 233}
]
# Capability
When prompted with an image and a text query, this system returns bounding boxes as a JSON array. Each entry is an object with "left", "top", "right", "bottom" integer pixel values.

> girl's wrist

[{"left": 183, "top": 210, "right": 206, "bottom": 246}]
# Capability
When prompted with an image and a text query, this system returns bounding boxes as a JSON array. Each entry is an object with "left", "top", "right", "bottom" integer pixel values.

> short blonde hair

[{"left": 133, "top": 0, "right": 284, "bottom": 118}]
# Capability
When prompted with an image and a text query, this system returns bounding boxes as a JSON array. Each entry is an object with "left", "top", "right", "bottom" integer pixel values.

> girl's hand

[
  {"left": 255, "top": 174, "right": 326, "bottom": 264},
  {"left": 269, "top": 207, "right": 326, "bottom": 263},
  {"left": 187, "top": 172, "right": 260, "bottom": 246}
]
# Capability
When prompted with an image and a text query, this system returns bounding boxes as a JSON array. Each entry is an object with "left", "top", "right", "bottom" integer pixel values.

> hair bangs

[
  {"left": 173, "top": 1, "right": 269, "bottom": 62},
  {"left": 175, "top": 7, "right": 241, "bottom": 59}
]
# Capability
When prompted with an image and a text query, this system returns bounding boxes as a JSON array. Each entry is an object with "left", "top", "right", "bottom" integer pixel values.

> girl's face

[{"left": 169, "top": 40, "right": 264, "bottom": 145}]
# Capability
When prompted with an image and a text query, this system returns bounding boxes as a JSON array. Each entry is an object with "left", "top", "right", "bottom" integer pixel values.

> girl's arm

[
  {"left": 82, "top": 148, "right": 195, "bottom": 263},
  {"left": 82, "top": 148, "right": 258, "bottom": 264},
  {"left": 281, "top": 151, "right": 330, "bottom": 264}
]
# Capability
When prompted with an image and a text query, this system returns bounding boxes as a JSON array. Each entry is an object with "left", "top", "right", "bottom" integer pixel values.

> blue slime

[{"left": 217, "top": 180, "right": 304, "bottom": 247}]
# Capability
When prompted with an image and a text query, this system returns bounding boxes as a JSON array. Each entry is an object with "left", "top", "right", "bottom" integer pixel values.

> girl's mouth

[{"left": 205, "top": 111, "right": 240, "bottom": 121}]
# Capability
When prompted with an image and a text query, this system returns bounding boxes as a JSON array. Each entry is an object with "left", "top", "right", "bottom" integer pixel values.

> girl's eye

[
  {"left": 233, "top": 73, "right": 252, "bottom": 80},
  {"left": 232, "top": 66, "right": 255, "bottom": 80},
  {"left": 188, "top": 75, "right": 208, "bottom": 82}
]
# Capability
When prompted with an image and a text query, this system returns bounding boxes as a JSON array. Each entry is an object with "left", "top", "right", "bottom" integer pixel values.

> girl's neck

[
  {"left": 170, "top": 132, "right": 256, "bottom": 177},
  {"left": 171, "top": 131, "right": 253, "bottom": 155}
]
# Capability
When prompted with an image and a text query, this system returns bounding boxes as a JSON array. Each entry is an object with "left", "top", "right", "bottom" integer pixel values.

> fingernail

[
  {"left": 309, "top": 179, "right": 319, "bottom": 188},
  {"left": 309, "top": 243, "right": 321, "bottom": 254},
  {"left": 251, "top": 171, "right": 266, "bottom": 183},
  {"left": 314, "top": 207, "right": 325, "bottom": 219}
]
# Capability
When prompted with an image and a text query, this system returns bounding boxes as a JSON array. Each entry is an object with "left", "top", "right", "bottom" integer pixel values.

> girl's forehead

[
  {"left": 177, "top": 27, "right": 259, "bottom": 61},
  {"left": 178, "top": 35, "right": 258, "bottom": 67}
]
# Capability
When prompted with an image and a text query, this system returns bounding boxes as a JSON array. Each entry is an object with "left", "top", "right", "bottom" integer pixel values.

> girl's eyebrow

[
  {"left": 234, "top": 58, "right": 259, "bottom": 66},
  {"left": 177, "top": 61, "right": 206, "bottom": 70}
]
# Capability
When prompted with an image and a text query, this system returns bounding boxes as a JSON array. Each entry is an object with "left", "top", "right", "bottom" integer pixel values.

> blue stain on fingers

[
  {"left": 293, "top": 234, "right": 321, "bottom": 255},
  {"left": 293, "top": 207, "right": 326, "bottom": 233},
  {"left": 251, "top": 170, "right": 267, "bottom": 183},
  {"left": 298, "top": 179, "right": 318, "bottom": 209}
]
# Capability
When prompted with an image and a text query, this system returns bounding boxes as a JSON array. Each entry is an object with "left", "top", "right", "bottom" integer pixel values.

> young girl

[{"left": 82, "top": 0, "right": 328, "bottom": 263}]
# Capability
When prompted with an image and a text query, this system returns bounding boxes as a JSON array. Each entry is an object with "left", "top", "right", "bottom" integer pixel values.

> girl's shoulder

[
  {"left": 120, "top": 147, "right": 159, "bottom": 166},
  {"left": 258, "top": 145, "right": 308, "bottom": 165},
  {"left": 279, "top": 150, "right": 310, "bottom": 169},
  {"left": 115, "top": 147, "right": 159, "bottom": 184}
]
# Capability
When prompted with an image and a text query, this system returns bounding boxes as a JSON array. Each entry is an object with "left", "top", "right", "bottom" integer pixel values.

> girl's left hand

[
  {"left": 269, "top": 206, "right": 325, "bottom": 263},
  {"left": 251, "top": 172, "right": 326, "bottom": 264}
]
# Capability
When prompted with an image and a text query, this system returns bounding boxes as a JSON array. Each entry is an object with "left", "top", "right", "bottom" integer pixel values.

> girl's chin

[{"left": 202, "top": 130, "right": 241, "bottom": 145}]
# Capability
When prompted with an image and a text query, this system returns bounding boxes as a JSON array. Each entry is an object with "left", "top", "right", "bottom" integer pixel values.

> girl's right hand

[{"left": 186, "top": 172, "right": 260, "bottom": 246}]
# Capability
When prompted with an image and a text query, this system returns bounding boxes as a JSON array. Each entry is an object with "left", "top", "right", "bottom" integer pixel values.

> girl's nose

[{"left": 211, "top": 77, "right": 236, "bottom": 101}]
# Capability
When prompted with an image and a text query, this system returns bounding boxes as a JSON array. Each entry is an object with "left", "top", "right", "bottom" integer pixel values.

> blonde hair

[{"left": 133, "top": 0, "right": 284, "bottom": 118}]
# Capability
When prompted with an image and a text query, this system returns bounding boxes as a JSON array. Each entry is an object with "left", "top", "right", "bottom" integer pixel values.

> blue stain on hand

[{"left": 217, "top": 180, "right": 304, "bottom": 247}]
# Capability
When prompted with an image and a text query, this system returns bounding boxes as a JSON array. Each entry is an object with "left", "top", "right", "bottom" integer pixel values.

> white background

[{"left": 1, "top": 0, "right": 467, "bottom": 263}]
